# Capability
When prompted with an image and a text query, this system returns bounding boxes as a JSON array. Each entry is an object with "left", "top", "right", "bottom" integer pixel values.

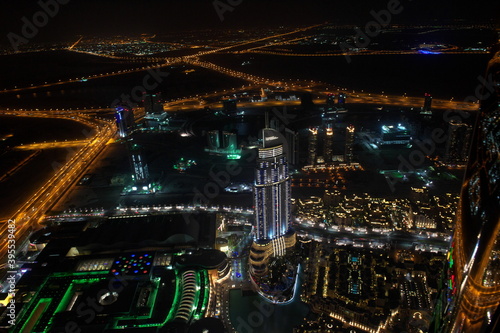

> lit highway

[
  {"left": 13, "top": 139, "right": 90, "bottom": 150},
  {"left": 240, "top": 48, "right": 487, "bottom": 57},
  {"left": 0, "top": 112, "right": 116, "bottom": 269},
  {"left": 161, "top": 72, "right": 478, "bottom": 112}
]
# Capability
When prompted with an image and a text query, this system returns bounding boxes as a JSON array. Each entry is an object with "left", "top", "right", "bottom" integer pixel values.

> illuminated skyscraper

[
  {"left": 115, "top": 104, "right": 134, "bottom": 138},
  {"left": 441, "top": 51, "right": 500, "bottom": 332},
  {"left": 207, "top": 130, "right": 220, "bottom": 150},
  {"left": 253, "top": 128, "right": 291, "bottom": 242},
  {"left": 249, "top": 128, "right": 297, "bottom": 302},
  {"left": 307, "top": 127, "right": 318, "bottom": 165},
  {"left": 222, "top": 131, "right": 237, "bottom": 151},
  {"left": 205, "top": 130, "right": 241, "bottom": 159},
  {"left": 324, "top": 126, "right": 333, "bottom": 163},
  {"left": 444, "top": 120, "right": 472, "bottom": 164},
  {"left": 345, "top": 125, "right": 355, "bottom": 163}
]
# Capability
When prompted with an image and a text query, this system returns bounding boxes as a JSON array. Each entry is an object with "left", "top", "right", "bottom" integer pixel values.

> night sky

[{"left": 0, "top": 0, "right": 498, "bottom": 45}]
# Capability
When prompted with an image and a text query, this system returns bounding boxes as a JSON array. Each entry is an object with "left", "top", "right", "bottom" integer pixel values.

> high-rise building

[
  {"left": 324, "top": 126, "right": 333, "bottom": 163},
  {"left": 222, "top": 131, "right": 237, "bottom": 151},
  {"left": 253, "top": 128, "right": 291, "bottom": 242},
  {"left": 338, "top": 93, "right": 347, "bottom": 107},
  {"left": 285, "top": 128, "right": 298, "bottom": 166},
  {"left": 205, "top": 130, "right": 241, "bottom": 159},
  {"left": 115, "top": 104, "right": 134, "bottom": 138},
  {"left": 345, "top": 125, "right": 355, "bottom": 163},
  {"left": 307, "top": 127, "right": 318, "bottom": 165},
  {"left": 143, "top": 93, "right": 168, "bottom": 129},
  {"left": 439, "top": 51, "right": 500, "bottom": 332},
  {"left": 207, "top": 130, "right": 220, "bottom": 150},
  {"left": 444, "top": 120, "right": 472, "bottom": 164},
  {"left": 300, "top": 92, "right": 315, "bottom": 111},
  {"left": 143, "top": 93, "right": 164, "bottom": 114},
  {"left": 326, "top": 93, "right": 336, "bottom": 107},
  {"left": 249, "top": 128, "right": 297, "bottom": 303},
  {"left": 424, "top": 93, "right": 433, "bottom": 112}
]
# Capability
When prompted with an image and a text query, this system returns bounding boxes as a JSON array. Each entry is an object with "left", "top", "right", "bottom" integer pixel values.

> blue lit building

[
  {"left": 249, "top": 128, "right": 297, "bottom": 303},
  {"left": 253, "top": 128, "right": 292, "bottom": 242},
  {"left": 115, "top": 104, "right": 134, "bottom": 138}
]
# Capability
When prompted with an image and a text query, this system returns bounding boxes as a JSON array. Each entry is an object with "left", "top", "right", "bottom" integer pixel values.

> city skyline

[{"left": 0, "top": 2, "right": 499, "bottom": 332}]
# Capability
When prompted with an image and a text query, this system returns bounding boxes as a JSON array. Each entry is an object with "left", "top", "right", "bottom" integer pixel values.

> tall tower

[
  {"left": 249, "top": 128, "right": 297, "bottom": 303},
  {"left": 115, "top": 104, "right": 134, "bottom": 138},
  {"left": 222, "top": 132, "right": 237, "bottom": 152},
  {"left": 324, "top": 126, "right": 333, "bottom": 163},
  {"left": 441, "top": 51, "right": 500, "bottom": 332},
  {"left": 444, "top": 120, "right": 472, "bottom": 164},
  {"left": 424, "top": 93, "right": 433, "bottom": 112},
  {"left": 253, "top": 128, "right": 291, "bottom": 242},
  {"left": 326, "top": 93, "right": 336, "bottom": 107},
  {"left": 307, "top": 127, "right": 318, "bottom": 166},
  {"left": 207, "top": 130, "right": 220, "bottom": 150},
  {"left": 345, "top": 125, "right": 355, "bottom": 163}
]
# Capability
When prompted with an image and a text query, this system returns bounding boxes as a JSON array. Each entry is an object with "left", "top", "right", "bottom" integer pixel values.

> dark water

[
  {"left": 0, "top": 65, "right": 246, "bottom": 109},
  {"left": 206, "top": 53, "right": 491, "bottom": 99},
  {"left": 0, "top": 50, "right": 151, "bottom": 88},
  {"left": 0, "top": 51, "right": 246, "bottom": 109},
  {"left": 0, "top": 116, "right": 91, "bottom": 146},
  {"left": 0, "top": 51, "right": 491, "bottom": 110},
  {"left": 229, "top": 266, "right": 309, "bottom": 333}
]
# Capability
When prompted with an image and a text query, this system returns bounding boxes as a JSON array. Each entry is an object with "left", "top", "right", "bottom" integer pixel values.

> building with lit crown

[
  {"left": 307, "top": 127, "right": 318, "bottom": 166},
  {"left": 249, "top": 128, "right": 297, "bottom": 303},
  {"left": 253, "top": 128, "right": 292, "bottom": 242},
  {"left": 345, "top": 125, "right": 355, "bottom": 163}
]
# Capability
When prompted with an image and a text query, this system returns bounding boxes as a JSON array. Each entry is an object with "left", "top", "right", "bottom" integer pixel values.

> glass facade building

[{"left": 253, "top": 128, "right": 292, "bottom": 242}]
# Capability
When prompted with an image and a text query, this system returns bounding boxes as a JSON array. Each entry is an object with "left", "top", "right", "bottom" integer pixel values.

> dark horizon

[{"left": 1, "top": 0, "right": 499, "bottom": 45}]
